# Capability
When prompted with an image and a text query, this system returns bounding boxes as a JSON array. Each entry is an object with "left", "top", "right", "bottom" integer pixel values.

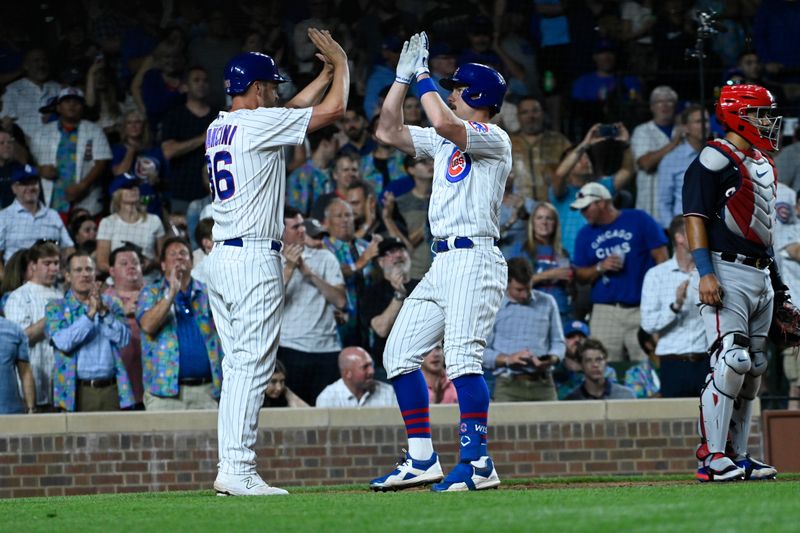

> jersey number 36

[{"left": 206, "top": 150, "right": 236, "bottom": 201}]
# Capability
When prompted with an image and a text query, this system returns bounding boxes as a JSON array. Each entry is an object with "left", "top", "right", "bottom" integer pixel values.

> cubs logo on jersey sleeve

[
  {"left": 468, "top": 121, "right": 490, "bottom": 133},
  {"left": 447, "top": 146, "right": 472, "bottom": 183}
]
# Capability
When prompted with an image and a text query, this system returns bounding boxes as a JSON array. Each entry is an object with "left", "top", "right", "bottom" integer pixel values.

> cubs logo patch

[
  {"left": 468, "top": 121, "right": 490, "bottom": 133},
  {"left": 776, "top": 201, "right": 792, "bottom": 224},
  {"left": 447, "top": 147, "right": 472, "bottom": 183}
]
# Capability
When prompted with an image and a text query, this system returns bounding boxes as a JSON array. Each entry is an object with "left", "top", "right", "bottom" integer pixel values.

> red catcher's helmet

[{"left": 716, "top": 84, "right": 782, "bottom": 152}]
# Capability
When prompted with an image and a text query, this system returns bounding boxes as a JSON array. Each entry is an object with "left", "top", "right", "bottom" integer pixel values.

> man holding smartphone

[{"left": 483, "top": 257, "right": 566, "bottom": 402}]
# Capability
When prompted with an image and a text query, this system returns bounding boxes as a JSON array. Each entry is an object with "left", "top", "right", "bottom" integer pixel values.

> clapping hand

[
  {"left": 308, "top": 28, "right": 347, "bottom": 68},
  {"left": 88, "top": 282, "right": 107, "bottom": 319}
]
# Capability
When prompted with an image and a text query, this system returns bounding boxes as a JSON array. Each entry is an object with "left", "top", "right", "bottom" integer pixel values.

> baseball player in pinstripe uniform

[
  {"left": 205, "top": 29, "right": 349, "bottom": 497},
  {"left": 370, "top": 32, "right": 511, "bottom": 492}
]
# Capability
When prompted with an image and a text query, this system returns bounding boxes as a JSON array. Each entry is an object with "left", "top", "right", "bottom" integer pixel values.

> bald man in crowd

[{"left": 315, "top": 347, "right": 397, "bottom": 408}]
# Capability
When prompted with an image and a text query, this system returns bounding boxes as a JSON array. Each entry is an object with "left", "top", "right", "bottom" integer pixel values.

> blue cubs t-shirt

[{"left": 573, "top": 209, "right": 667, "bottom": 305}]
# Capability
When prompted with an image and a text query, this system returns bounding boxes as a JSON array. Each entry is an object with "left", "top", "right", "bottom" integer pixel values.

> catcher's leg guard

[
  {"left": 729, "top": 337, "right": 767, "bottom": 457},
  {"left": 700, "top": 333, "right": 751, "bottom": 454}
]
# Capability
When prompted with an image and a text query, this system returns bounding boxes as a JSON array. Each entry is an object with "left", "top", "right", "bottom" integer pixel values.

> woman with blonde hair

[
  {"left": 110, "top": 109, "right": 165, "bottom": 217},
  {"left": 95, "top": 176, "right": 165, "bottom": 277},
  {"left": 523, "top": 201, "right": 573, "bottom": 322}
]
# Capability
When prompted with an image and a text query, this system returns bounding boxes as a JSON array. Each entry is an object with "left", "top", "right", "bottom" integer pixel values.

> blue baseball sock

[
  {"left": 391, "top": 369, "right": 434, "bottom": 460},
  {"left": 453, "top": 374, "right": 489, "bottom": 462}
]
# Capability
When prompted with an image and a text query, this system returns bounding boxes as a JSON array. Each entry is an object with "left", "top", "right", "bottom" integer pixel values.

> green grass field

[{"left": 1, "top": 475, "right": 798, "bottom": 532}]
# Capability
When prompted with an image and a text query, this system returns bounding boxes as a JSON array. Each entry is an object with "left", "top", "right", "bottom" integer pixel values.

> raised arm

[
  {"left": 306, "top": 29, "right": 349, "bottom": 133},
  {"left": 411, "top": 34, "right": 468, "bottom": 150},
  {"left": 375, "top": 39, "right": 417, "bottom": 155},
  {"left": 286, "top": 53, "right": 333, "bottom": 109}
]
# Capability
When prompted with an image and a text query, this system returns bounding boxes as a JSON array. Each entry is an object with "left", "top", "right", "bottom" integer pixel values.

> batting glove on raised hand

[
  {"left": 395, "top": 35, "right": 419, "bottom": 85},
  {"left": 414, "top": 31, "right": 430, "bottom": 78}
]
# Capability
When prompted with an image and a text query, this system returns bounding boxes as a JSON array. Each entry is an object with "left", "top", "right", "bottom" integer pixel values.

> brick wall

[{"left": 0, "top": 400, "right": 763, "bottom": 498}]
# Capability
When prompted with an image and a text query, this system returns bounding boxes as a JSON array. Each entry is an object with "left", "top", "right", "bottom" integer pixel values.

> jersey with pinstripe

[
  {"left": 204, "top": 105, "right": 311, "bottom": 478},
  {"left": 205, "top": 107, "right": 312, "bottom": 241},
  {"left": 407, "top": 121, "right": 511, "bottom": 239},
  {"left": 383, "top": 120, "right": 511, "bottom": 381}
]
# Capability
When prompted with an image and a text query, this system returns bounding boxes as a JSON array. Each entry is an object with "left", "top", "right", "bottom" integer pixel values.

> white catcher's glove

[
  {"left": 414, "top": 31, "right": 430, "bottom": 78},
  {"left": 395, "top": 35, "right": 419, "bottom": 85}
]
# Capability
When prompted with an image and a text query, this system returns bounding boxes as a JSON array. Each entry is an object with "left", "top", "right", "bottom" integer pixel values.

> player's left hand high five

[{"left": 289, "top": 28, "right": 349, "bottom": 132}]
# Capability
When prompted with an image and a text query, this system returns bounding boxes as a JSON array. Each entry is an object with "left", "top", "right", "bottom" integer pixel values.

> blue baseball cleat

[
  {"left": 370, "top": 450, "right": 444, "bottom": 492},
  {"left": 431, "top": 456, "right": 500, "bottom": 492},
  {"left": 734, "top": 454, "right": 777, "bottom": 480}
]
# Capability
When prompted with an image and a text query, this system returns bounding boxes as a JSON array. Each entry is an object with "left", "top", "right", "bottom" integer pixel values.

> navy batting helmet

[
  {"left": 224, "top": 52, "right": 288, "bottom": 96},
  {"left": 439, "top": 63, "right": 507, "bottom": 114}
]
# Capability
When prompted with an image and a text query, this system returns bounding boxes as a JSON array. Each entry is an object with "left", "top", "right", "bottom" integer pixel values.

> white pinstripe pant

[
  {"left": 204, "top": 241, "right": 284, "bottom": 475},
  {"left": 385, "top": 246, "right": 507, "bottom": 380}
]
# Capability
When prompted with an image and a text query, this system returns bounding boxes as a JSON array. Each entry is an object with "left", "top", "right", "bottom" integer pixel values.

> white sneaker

[{"left": 214, "top": 472, "right": 289, "bottom": 496}]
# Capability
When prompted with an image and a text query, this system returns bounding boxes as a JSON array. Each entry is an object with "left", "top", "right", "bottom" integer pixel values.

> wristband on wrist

[
  {"left": 691, "top": 248, "right": 715, "bottom": 277},
  {"left": 416, "top": 77, "right": 437, "bottom": 98}
]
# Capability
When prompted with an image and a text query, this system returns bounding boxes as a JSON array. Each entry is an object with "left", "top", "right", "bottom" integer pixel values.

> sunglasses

[{"left": 34, "top": 238, "right": 59, "bottom": 246}]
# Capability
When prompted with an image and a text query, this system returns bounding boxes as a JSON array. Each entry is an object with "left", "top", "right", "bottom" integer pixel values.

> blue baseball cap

[
  {"left": 429, "top": 43, "right": 454, "bottom": 58},
  {"left": 564, "top": 320, "right": 590, "bottom": 338},
  {"left": 109, "top": 173, "right": 142, "bottom": 195},
  {"left": 10, "top": 164, "right": 40, "bottom": 183}
]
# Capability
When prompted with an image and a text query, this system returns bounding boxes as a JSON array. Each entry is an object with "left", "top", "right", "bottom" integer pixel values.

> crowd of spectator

[{"left": 2, "top": 0, "right": 800, "bottom": 414}]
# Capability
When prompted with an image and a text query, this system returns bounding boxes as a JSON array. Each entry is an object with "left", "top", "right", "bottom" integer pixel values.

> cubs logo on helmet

[
  {"left": 224, "top": 52, "right": 288, "bottom": 96},
  {"left": 447, "top": 147, "right": 472, "bottom": 183},
  {"left": 439, "top": 63, "right": 507, "bottom": 113}
]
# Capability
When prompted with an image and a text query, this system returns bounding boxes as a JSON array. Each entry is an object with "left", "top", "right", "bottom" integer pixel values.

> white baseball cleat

[
  {"left": 696, "top": 454, "right": 745, "bottom": 482},
  {"left": 370, "top": 451, "right": 444, "bottom": 492},
  {"left": 214, "top": 472, "right": 289, "bottom": 496}
]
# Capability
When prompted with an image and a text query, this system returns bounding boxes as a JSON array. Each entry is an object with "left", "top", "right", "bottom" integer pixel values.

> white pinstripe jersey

[
  {"left": 408, "top": 121, "right": 511, "bottom": 239},
  {"left": 205, "top": 107, "right": 312, "bottom": 242}
]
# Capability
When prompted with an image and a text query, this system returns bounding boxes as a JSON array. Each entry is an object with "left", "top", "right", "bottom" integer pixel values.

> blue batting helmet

[
  {"left": 224, "top": 52, "right": 288, "bottom": 96},
  {"left": 439, "top": 63, "right": 507, "bottom": 114}
]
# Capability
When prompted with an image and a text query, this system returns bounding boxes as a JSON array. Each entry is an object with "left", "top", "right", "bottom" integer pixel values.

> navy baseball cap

[
  {"left": 109, "top": 173, "right": 142, "bottom": 195},
  {"left": 378, "top": 236, "right": 406, "bottom": 257},
  {"left": 564, "top": 320, "right": 590, "bottom": 338},
  {"left": 593, "top": 39, "right": 616, "bottom": 54},
  {"left": 382, "top": 35, "right": 403, "bottom": 54},
  {"left": 10, "top": 164, "right": 40, "bottom": 183},
  {"left": 303, "top": 218, "right": 329, "bottom": 238},
  {"left": 429, "top": 43, "right": 454, "bottom": 58},
  {"left": 468, "top": 15, "right": 492, "bottom": 35}
]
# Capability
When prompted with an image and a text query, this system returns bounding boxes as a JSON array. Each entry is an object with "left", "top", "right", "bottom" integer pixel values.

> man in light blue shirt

[
  {"left": 656, "top": 105, "right": 710, "bottom": 228},
  {"left": 0, "top": 164, "right": 73, "bottom": 264},
  {"left": 484, "top": 257, "right": 565, "bottom": 402},
  {"left": 45, "top": 252, "right": 132, "bottom": 412}
]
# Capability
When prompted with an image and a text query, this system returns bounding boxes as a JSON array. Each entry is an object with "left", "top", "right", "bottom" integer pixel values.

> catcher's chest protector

[{"left": 710, "top": 139, "right": 776, "bottom": 248}]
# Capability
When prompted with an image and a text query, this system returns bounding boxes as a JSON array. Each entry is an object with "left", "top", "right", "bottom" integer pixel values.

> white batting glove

[
  {"left": 414, "top": 31, "right": 430, "bottom": 78},
  {"left": 395, "top": 35, "right": 419, "bottom": 85}
]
